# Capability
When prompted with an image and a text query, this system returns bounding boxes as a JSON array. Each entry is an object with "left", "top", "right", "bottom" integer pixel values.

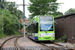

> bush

[
  {"left": 0, "top": 9, "right": 23, "bottom": 38},
  {"left": 62, "top": 34, "right": 67, "bottom": 42},
  {"left": 0, "top": 29, "right": 6, "bottom": 38},
  {"left": 55, "top": 34, "right": 67, "bottom": 42},
  {"left": 14, "top": 31, "right": 21, "bottom": 36},
  {"left": 55, "top": 38, "right": 63, "bottom": 42}
]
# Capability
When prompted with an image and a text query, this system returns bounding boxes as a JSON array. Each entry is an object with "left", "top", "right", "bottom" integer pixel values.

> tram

[{"left": 26, "top": 15, "right": 55, "bottom": 41}]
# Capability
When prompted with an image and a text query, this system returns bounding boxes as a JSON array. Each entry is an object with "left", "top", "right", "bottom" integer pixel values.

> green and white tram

[{"left": 26, "top": 15, "right": 55, "bottom": 41}]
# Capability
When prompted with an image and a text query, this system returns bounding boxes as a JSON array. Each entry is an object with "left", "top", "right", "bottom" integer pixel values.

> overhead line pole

[
  {"left": 2, "top": 11, "right": 3, "bottom": 30},
  {"left": 23, "top": 0, "right": 25, "bottom": 42}
]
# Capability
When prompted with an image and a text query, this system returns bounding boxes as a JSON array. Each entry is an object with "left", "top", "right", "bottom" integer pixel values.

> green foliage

[
  {"left": 62, "top": 34, "right": 67, "bottom": 41},
  {"left": 0, "top": 1, "right": 23, "bottom": 19},
  {"left": 0, "top": 0, "right": 6, "bottom": 9},
  {"left": 5, "top": 2, "right": 23, "bottom": 19},
  {"left": 54, "top": 14, "right": 62, "bottom": 18},
  {"left": 28, "top": 0, "right": 60, "bottom": 18},
  {"left": 0, "top": 1, "right": 23, "bottom": 38},
  {"left": 64, "top": 8, "right": 75, "bottom": 15},
  {"left": 0, "top": 28, "right": 6, "bottom": 38},
  {"left": 55, "top": 34, "right": 67, "bottom": 42},
  {"left": 54, "top": 38, "right": 63, "bottom": 42},
  {"left": 53, "top": 11, "right": 63, "bottom": 18},
  {"left": 0, "top": 14, "right": 6, "bottom": 38},
  {"left": 14, "top": 31, "right": 21, "bottom": 36},
  {"left": 0, "top": 9, "right": 23, "bottom": 38},
  {"left": 16, "top": 10, "right": 23, "bottom": 19}
]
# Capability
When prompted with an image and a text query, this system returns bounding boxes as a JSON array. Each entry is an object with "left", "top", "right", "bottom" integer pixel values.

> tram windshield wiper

[{"left": 44, "top": 31, "right": 47, "bottom": 33}]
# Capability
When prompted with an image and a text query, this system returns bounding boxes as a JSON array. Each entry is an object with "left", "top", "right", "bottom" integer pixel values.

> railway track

[
  {"left": 28, "top": 37, "right": 69, "bottom": 50},
  {"left": 54, "top": 42, "right": 75, "bottom": 50},
  {"left": 40, "top": 43, "right": 59, "bottom": 50},
  {"left": 39, "top": 42, "right": 75, "bottom": 50},
  {"left": 0, "top": 36, "right": 74, "bottom": 50},
  {"left": 14, "top": 36, "right": 23, "bottom": 50},
  {"left": 0, "top": 36, "right": 23, "bottom": 50},
  {"left": 28, "top": 37, "right": 63, "bottom": 50}
]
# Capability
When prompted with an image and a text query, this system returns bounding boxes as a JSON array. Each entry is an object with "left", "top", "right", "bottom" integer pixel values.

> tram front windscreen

[{"left": 39, "top": 16, "right": 53, "bottom": 31}]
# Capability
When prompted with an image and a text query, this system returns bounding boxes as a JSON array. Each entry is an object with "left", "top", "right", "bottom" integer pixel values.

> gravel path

[
  {"left": 17, "top": 37, "right": 42, "bottom": 46},
  {"left": 2, "top": 38, "right": 16, "bottom": 48},
  {"left": 0, "top": 36, "right": 16, "bottom": 45},
  {"left": 0, "top": 36, "right": 75, "bottom": 49}
]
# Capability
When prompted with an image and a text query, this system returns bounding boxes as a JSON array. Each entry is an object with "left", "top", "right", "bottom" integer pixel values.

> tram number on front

[{"left": 45, "top": 33, "right": 49, "bottom": 35}]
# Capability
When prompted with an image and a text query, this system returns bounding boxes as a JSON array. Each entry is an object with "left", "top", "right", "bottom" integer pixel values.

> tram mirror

[{"left": 55, "top": 21, "right": 58, "bottom": 24}]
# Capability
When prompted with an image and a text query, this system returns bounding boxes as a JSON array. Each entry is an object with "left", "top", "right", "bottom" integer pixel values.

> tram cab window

[{"left": 39, "top": 16, "right": 53, "bottom": 31}]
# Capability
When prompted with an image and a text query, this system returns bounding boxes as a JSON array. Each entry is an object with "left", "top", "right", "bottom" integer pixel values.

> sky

[{"left": 6, "top": 0, "right": 75, "bottom": 18}]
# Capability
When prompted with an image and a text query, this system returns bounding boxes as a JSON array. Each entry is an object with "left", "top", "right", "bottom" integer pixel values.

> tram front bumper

[{"left": 38, "top": 36, "right": 55, "bottom": 41}]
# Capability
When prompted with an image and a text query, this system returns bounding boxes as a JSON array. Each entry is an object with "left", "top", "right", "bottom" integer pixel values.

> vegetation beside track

[
  {"left": 54, "top": 34, "right": 67, "bottom": 42},
  {"left": 0, "top": 9, "right": 23, "bottom": 38},
  {"left": 0, "top": 1, "right": 24, "bottom": 38}
]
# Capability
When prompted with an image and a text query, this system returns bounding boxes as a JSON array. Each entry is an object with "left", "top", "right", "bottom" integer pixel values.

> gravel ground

[
  {"left": 0, "top": 35, "right": 18, "bottom": 48},
  {"left": 2, "top": 38, "right": 16, "bottom": 48},
  {"left": 45, "top": 44, "right": 59, "bottom": 47},
  {"left": 17, "top": 36, "right": 75, "bottom": 49},
  {"left": 0, "top": 36, "right": 75, "bottom": 49},
  {"left": 56, "top": 42, "right": 75, "bottom": 49},
  {"left": 0, "top": 35, "right": 16, "bottom": 45},
  {"left": 17, "top": 37, "right": 43, "bottom": 46}
]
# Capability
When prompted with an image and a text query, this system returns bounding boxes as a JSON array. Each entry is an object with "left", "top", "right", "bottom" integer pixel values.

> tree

[
  {"left": 0, "top": 0, "right": 6, "bottom": 9},
  {"left": 16, "top": 10, "right": 23, "bottom": 19},
  {"left": 7, "top": 2, "right": 23, "bottom": 19},
  {"left": 0, "top": 1, "right": 23, "bottom": 38},
  {"left": 6, "top": 2, "right": 17, "bottom": 14},
  {"left": 53, "top": 11, "right": 63, "bottom": 18},
  {"left": 64, "top": 8, "right": 75, "bottom": 15},
  {"left": 28, "top": 0, "right": 59, "bottom": 18},
  {"left": 0, "top": 1, "right": 23, "bottom": 19},
  {"left": 0, "top": 9, "right": 23, "bottom": 36}
]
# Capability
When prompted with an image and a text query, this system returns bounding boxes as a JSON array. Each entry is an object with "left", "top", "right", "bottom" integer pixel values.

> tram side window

[
  {"left": 31, "top": 24, "right": 34, "bottom": 33},
  {"left": 33, "top": 23, "right": 38, "bottom": 33},
  {"left": 30, "top": 24, "right": 33, "bottom": 33},
  {"left": 29, "top": 25, "right": 30, "bottom": 32},
  {"left": 27, "top": 27, "right": 29, "bottom": 32}
]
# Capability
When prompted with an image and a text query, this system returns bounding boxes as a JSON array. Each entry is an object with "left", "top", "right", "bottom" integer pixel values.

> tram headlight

[
  {"left": 39, "top": 34, "right": 44, "bottom": 37},
  {"left": 39, "top": 34, "right": 41, "bottom": 36},
  {"left": 50, "top": 33, "right": 54, "bottom": 36}
]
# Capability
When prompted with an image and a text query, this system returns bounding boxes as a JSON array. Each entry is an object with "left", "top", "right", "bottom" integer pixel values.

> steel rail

[
  {"left": 40, "top": 42, "right": 74, "bottom": 50},
  {"left": 0, "top": 36, "right": 23, "bottom": 50},
  {"left": 27, "top": 37, "right": 59, "bottom": 50},
  {"left": 14, "top": 36, "right": 23, "bottom": 50},
  {"left": 40, "top": 43, "right": 59, "bottom": 50},
  {"left": 54, "top": 42, "right": 74, "bottom": 50}
]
